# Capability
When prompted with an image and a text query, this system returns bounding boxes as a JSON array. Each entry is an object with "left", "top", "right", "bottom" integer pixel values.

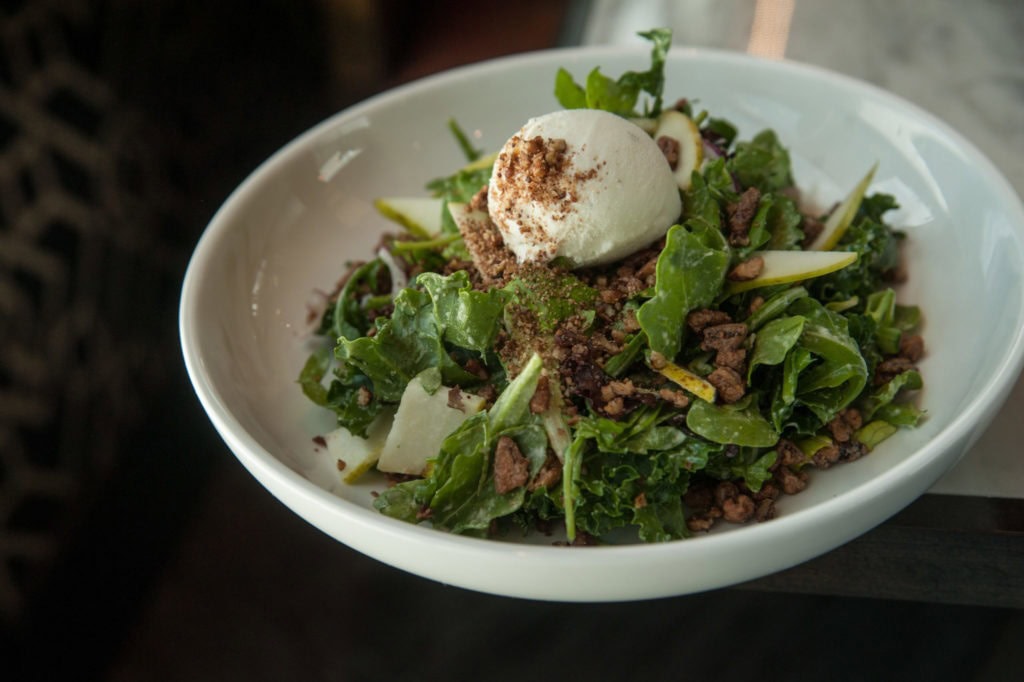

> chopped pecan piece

[
  {"left": 727, "top": 256, "right": 765, "bottom": 282},
  {"left": 657, "top": 135, "right": 680, "bottom": 169},
  {"left": 725, "top": 187, "right": 761, "bottom": 246},
  {"left": 493, "top": 436, "right": 529, "bottom": 494},
  {"left": 700, "top": 323, "right": 749, "bottom": 352},
  {"left": 708, "top": 366, "right": 746, "bottom": 403},
  {"left": 686, "top": 309, "right": 733, "bottom": 334}
]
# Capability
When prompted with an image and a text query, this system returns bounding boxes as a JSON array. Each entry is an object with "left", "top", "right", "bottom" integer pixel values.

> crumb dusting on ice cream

[{"left": 487, "top": 109, "right": 682, "bottom": 267}]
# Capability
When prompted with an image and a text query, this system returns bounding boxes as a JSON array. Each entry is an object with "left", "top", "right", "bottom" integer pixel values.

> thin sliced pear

[
  {"left": 653, "top": 110, "right": 703, "bottom": 190},
  {"left": 377, "top": 371, "right": 486, "bottom": 476},
  {"left": 629, "top": 117, "right": 658, "bottom": 135},
  {"left": 657, "top": 360, "right": 717, "bottom": 403},
  {"left": 806, "top": 163, "right": 878, "bottom": 251},
  {"left": 460, "top": 150, "right": 498, "bottom": 172},
  {"left": 726, "top": 250, "right": 858, "bottom": 294},
  {"left": 373, "top": 197, "right": 443, "bottom": 238},
  {"left": 324, "top": 409, "right": 394, "bottom": 484}
]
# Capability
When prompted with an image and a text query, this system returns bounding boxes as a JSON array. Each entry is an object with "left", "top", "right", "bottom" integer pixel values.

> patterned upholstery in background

[
  {"left": 0, "top": 0, "right": 198, "bottom": 621},
  {"left": 0, "top": 0, "right": 345, "bottom": 629}
]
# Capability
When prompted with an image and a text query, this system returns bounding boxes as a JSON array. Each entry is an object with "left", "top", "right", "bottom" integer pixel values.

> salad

[{"left": 300, "top": 29, "right": 925, "bottom": 544}]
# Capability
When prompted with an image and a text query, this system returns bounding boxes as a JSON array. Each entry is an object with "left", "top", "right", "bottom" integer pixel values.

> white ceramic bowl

[{"left": 180, "top": 47, "right": 1024, "bottom": 601}]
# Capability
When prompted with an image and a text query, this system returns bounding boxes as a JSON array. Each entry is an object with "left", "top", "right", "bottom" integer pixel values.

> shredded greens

[{"left": 300, "top": 29, "right": 925, "bottom": 545}]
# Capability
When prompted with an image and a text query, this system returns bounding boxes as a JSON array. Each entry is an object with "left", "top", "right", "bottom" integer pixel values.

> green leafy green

[
  {"left": 447, "top": 118, "right": 482, "bottom": 162},
  {"left": 554, "top": 28, "right": 672, "bottom": 117},
  {"left": 637, "top": 223, "right": 730, "bottom": 358},
  {"left": 418, "top": 271, "right": 509, "bottom": 352},
  {"left": 727, "top": 130, "right": 793, "bottom": 192},
  {"left": 809, "top": 193, "right": 900, "bottom": 301},
  {"left": 375, "top": 354, "right": 547, "bottom": 534},
  {"left": 686, "top": 398, "right": 780, "bottom": 448},
  {"left": 704, "top": 447, "right": 778, "bottom": 493},
  {"left": 323, "top": 259, "right": 387, "bottom": 341},
  {"left": 298, "top": 348, "right": 382, "bottom": 438},
  {"left": 336, "top": 285, "right": 481, "bottom": 402},
  {"left": 747, "top": 315, "right": 806, "bottom": 382}
]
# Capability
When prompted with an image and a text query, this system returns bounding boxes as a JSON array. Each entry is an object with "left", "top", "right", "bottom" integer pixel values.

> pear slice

[
  {"left": 657, "top": 360, "right": 717, "bottom": 403},
  {"left": 726, "top": 250, "right": 858, "bottom": 294},
  {"left": 373, "top": 197, "right": 444, "bottom": 238},
  {"left": 376, "top": 371, "right": 486, "bottom": 476},
  {"left": 324, "top": 409, "right": 394, "bottom": 484},
  {"left": 629, "top": 117, "right": 658, "bottom": 135},
  {"left": 460, "top": 150, "right": 498, "bottom": 172},
  {"left": 653, "top": 110, "right": 703, "bottom": 190},
  {"left": 806, "top": 163, "right": 878, "bottom": 251}
]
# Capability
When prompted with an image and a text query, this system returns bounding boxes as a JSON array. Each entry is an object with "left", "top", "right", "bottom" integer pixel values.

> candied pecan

[
  {"left": 753, "top": 480, "right": 780, "bottom": 502},
  {"left": 728, "top": 256, "right": 765, "bottom": 282},
  {"left": 700, "top": 323, "right": 749, "bottom": 352},
  {"left": 776, "top": 439, "right": 806, "bottom": 468},
  {"left": 827, "top": 414, "right": 854, "bottom": 443},
  {"left": 899, "top": 334, "right": 925, "bottom": 363},
  {"left": 464, "top": 358, "right": 489, "bottom": 380},
  {"left": 715, "top": 347, "right": 747, "bottom": 373},
  {"left": 813, "top": 443, "right": 841, "bottom": 469},
  {"left": 775, "top": 465, "right": 808, "bottom": 495},
  {"left": 725, "top": 187, "right": 761, "bottom": 246},
  {"left": 493, "top": 436, "right": 530, "bottom": 494},
  {"left": 657, "top": 135, "right": 680, "bottom": 169},
  {"left": 755, "top": 498, "right": 776, "bottom": 522},
  {"left": 529, "top": 451, "right": 563, "bottom": 491},
  {"left": 839, "top": 439, "right": 868, "bottom": 462},
  {"left": 708, "top": 367, "right": 746, "bottom": 403},
  {"left": 874, "top": 356, "right": 917, "bottom": 386},
  {"left": 714, "top": 481, "right": 740, "bottom": 506},
  {"left": 722, "top": 494, "right": 756, "bottom": 523},
  {"left": 447, "top": 386, "right": 465, "bottom": 411},
  {"left": 634, "top": 492, "right": 648, "bottom": 509},
  {"left": 686, "top": 309, "right": 733, "bottom": 334},
  {"left": 658, "top": 387, "right": 690, "bottom": 409},
  {"left": 686, "top": 514, "right": 717, "bottom": 533},
  {"left": 801, "top": 215, "right": 824, "bottom": 248},
  {"left": 602, "top": 397, "right": 625, "bottom": 417}
]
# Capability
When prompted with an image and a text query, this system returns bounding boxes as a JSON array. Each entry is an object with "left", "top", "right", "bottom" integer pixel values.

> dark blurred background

[{"left": 1, "top": 1, "right": 1022, "bottom": 680}]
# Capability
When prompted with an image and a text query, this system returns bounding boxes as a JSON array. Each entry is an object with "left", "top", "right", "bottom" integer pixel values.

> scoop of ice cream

[{"left": 487, "top": 108, "right": 682, "bottom": 267}]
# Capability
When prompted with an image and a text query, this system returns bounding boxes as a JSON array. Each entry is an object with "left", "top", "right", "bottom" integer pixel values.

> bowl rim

[{"left": 179, "top": 44, "right": 1024, "bottom": 588}]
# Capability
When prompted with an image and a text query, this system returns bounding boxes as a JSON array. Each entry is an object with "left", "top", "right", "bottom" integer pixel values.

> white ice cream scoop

[{"left": 487, "top": 109, "right": 682, "bottom": 268}]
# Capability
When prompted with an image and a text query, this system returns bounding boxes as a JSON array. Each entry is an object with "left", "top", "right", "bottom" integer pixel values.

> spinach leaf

[
  {"left": 766, "top": 194, "right": 804, "bottom": 250},
  {"left": 375, "top": 354, "right": 548, "bottom": 534},
  {"left": 788, "top": 298, "right": 868, "bottom": 423},
  {"left": 686, "top": 398, "right": 780, "bottom": 448},
  {"left": 554, "top": 28, "right": 672, "bottom": 117},
  {"left": 704, "top": 447, "right": 778, "bottom": 493},
  {"left": 859, "top": 369, "right": 923, "bottom": 422},
  {"left": 637, "top": 223, "right": 730, "bottom": 358},
  {"left": 747, "top": 315, "right": 807, "bottom": 382},
  {"left": 727, "top": 130, "right": 793, "bottom": 192},
  {"left": 418, "top": 271, "right": 509, "bottom": 352},
  {"left": 298, "top": 348, "right": 382, "bottom": 437},
  {"left": 327, "top": 259, "right": 387, "bottom": 341},
  {"left": 336, "top": 286, "right": 477, "bottom": 402}
]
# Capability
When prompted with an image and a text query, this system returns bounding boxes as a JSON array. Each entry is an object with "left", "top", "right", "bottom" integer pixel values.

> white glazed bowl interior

[{"left": 180, "top": 47, "right": 1024, "bottom": 601}]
